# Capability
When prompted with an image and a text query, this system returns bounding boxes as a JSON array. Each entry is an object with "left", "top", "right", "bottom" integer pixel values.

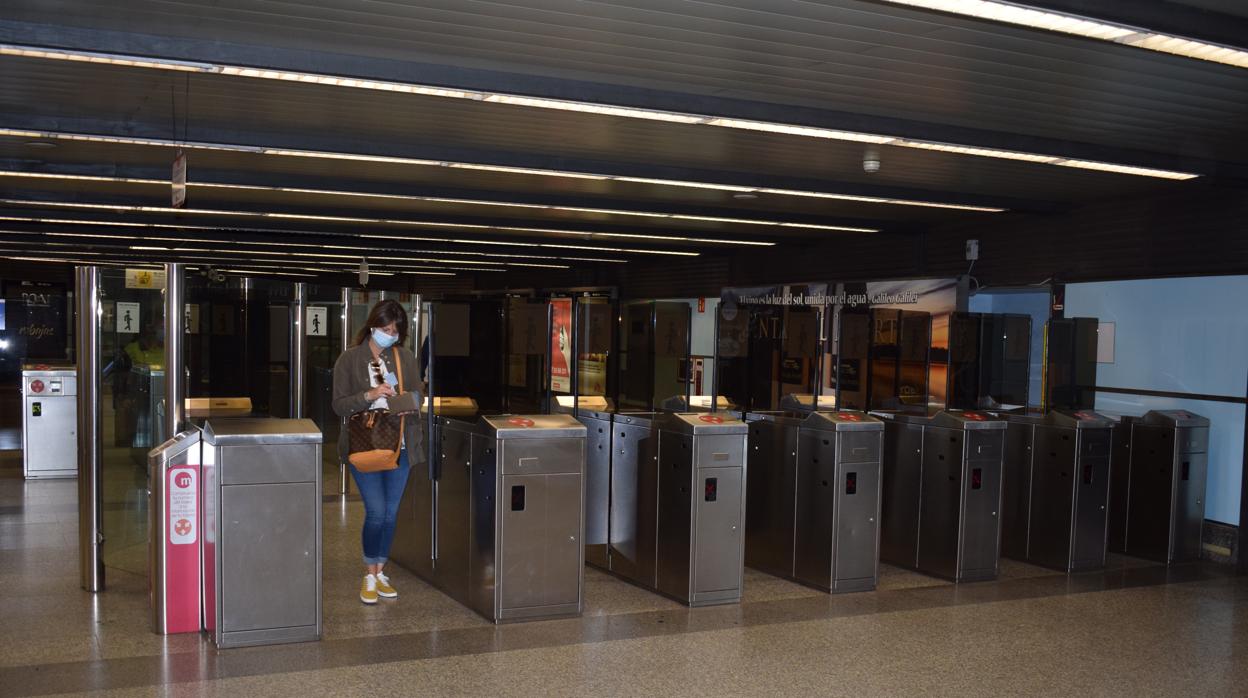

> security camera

[{"left": 863, "top": 147, "right": 880, "bottom": 173}]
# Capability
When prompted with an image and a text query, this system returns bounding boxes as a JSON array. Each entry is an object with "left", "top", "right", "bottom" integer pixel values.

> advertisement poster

[
  {"left": 4, "top": 281, "right": 69, "bottom": 359},
  {"left": 550, "top": 299, "right": 572, "bottom": 393}
]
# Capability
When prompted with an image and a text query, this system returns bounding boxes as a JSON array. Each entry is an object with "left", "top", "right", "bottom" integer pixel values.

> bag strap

[{"left": 392, "top": 347, "right": 406, "bottom": 444}]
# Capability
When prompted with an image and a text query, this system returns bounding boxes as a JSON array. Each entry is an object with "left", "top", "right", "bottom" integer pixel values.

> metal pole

[
  {"left": 711, "top": 303, "right": 720, "bottom": 414},
  {"left": 571, "top": 296, "right": 580, "bottom": 418},
  {"left": 163, "top": 263, "right": 184, "bottom": 439},
  {"left": 75, "top": 266, "right": 104, "bottom": 592},
  {"left": 339, "top": 286, "right": 351, "bottom": 495},
  {"left": 290, "top": 282, "right": 307, "bottom": 418}
]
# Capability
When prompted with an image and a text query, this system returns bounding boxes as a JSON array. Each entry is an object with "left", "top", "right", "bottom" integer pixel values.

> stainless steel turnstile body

[
  {"left": 201, "top": 419, "right": 323, "bottom": 648},
  {"left": 1109, "top": 410, "right": 1209, "bottom": 564},
  {"left": 654, "top": 413, "right": 747, "bottom": 605},
  {"left": 745, "top": 410, "right": 883, "bottom": 593},
  {"left": 21, "top": 365, "right": 78, "bottom": 479},
  {"left": 879, "top": 410, "right": 1005, "bottom": 582},
  {"left": 1001, "top": 410, "right": 1114, "bottom": 572},
  {"left": 575, "top": 405, "right": 614, "bottom": 570},
  {"left": 393, "top": 414, "right": 586, "bottom": 623}
]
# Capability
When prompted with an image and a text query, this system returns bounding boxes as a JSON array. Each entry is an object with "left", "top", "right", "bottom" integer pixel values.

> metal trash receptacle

[
  {"left": 655, "top": 412, "right": 748, "bottom": 606},
  {"left": 21, "top": 363, "right": 77, "bottom": 479},
  {"left": 1000, "top": 409, "right": 1114, "bottom": 572},
  {"left": 1122, "top": 410, "right": 1209, "bottom": 564},
  {"left": 148, "top": 429, "right": 203, "bottom": 635},
  {"left": 879, "top": 409, "right": 1005, "bottom": 582},
  {"left": 201, "top": 418, "right": 322, "bottom": 648}
]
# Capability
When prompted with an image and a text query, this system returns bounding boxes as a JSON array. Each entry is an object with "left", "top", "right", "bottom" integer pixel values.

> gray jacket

[{"left": 331, "top": 342, "right": 425, "bottom": 465}]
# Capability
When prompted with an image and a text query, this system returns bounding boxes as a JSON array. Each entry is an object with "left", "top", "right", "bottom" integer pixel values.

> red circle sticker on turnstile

[
  {"left": 838, "top": 412, "right": 862, "bottom": 421},
  {"left": 962, "top": 412, "right": 987, "bottom": 420},
  {"left": 33, "top": 364, "right": 50, "bottom": 371},
  {"left": 29, "top": 380, "right": 44, "bottom": 394},
  {"left": 698, "top": 415, "right": 725, "bottom": 424},
  {"left": 507, "top": 418, "right": 535, "bottom": 428}
]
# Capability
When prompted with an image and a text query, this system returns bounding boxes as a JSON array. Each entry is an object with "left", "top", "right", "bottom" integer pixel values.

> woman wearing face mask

[{"left": 331, "top": 299, "right": 423, "bottom": 604}]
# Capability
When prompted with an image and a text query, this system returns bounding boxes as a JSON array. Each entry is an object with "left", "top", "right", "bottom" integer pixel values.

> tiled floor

[{"left": 0, "top": 447, "right": 1244, "bottom": 696}]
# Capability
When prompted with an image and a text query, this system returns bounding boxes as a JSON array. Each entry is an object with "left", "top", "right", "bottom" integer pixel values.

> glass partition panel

[
  {"left": 303, "top": 284, "right": 346, "bottom": 494},
  {"left": 185, "top": 276, "right": 294, "bottom": 417},
  {"left": 573, "top": 296, "right": 615, "bottom": 411},
  {"left": 506, "top": 296, "right": 548, "bottom": 414},
  {"left": 99, "top": 268, "right": 165, "bottom": 578},
  {"left": 618, "top": 301, "right": 654, "bottom": 411}
]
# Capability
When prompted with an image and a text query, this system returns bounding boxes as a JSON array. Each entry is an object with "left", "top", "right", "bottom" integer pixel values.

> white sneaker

[
  {"left": 360, "top": 573, "right": 379, "bottom": 604},
  {"left": 375, "top": 571, "right": 397, "bottom": 598}
]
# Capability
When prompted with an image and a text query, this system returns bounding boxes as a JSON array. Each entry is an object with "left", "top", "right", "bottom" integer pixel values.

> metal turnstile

[
  {"left": 1110, "top": 410, "right": 1209, "bottom": 564},
  {"left": 394, "top": 414, "right": 586, "bottom": 623},
  {"left": 654, "top": 413, "right": 748, "bottom": 605},
  {"left": 148, "top": 430, "right": 203, "bottom": 634},
  {"left": 21, "top": 363, "right": 78, "bottom": 479},
  {"left": 1000, "top": 410, "right": 1114, "bottom": 572},
  {"left": 562, "top": 399, "right": 614, "bottom": 570},
  {"left": 745, "top": 410, "right": 883, "bottom": 593},
  {"left": 201, "top": 419, "right": 323, "bottom": 648},
  {"left": 878, "top": 410, "right": 1006, "bottom": 582}
]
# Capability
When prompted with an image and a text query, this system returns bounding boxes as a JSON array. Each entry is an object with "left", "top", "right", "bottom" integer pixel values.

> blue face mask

[{"left": 371, "top": 328, "right": 399, "bottom": 349}]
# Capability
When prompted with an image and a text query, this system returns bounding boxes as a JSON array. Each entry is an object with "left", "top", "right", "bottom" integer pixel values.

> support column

[
  {"left": 75, "top": 266, "right": 103, "bottom": 592},
  {"left": 163, "top": 263, "right": 185, "bottom": 439},
  {"left": 290, "top": 282, "right": 307, "bottom": 418}
]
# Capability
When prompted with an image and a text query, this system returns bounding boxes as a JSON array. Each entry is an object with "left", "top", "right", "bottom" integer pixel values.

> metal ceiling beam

[{"left": 0, "top": 18, "right": 1233, "bottom": 177}]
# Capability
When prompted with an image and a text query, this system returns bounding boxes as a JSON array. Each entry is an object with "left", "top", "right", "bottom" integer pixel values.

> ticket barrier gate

[
  {"left": 877, "top": 410, "right": 1006, "bottom": 582},
  {"left": 392, "top": 414, "right": 586, "bottom": 623},
  {"left": 596, "top": 412, "right": 748, "bottom": 606},
  {"left": 999, "top": 410, "right": 1114, "bottom": 572},
  {"left": 557, "top": 397, "right": 614, "bottom": 570},
  {"left": 148, "top": 419, "right": 323, "bottom": 647},
  {"left": 744, "top": 409, "right": 883, "bottom": 593},
  {"left": 1108, "top": 410, "right": 1209, "bottom": 564}
]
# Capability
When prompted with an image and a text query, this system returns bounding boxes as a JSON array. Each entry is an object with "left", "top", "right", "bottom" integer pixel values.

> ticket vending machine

[{"left": 21, "top": 363, "right": 78, "bottom": 479}]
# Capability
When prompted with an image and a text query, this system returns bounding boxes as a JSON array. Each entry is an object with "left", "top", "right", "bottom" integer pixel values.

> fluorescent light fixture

[
  {"left": 0, "top": 170, "right": 854, "bottom": 232},
  {"left": 0, "top": 198, "right": 707, "bottom": 256},
  {"left": 0, "top": 45, "right": 1202, "bottom": 180},
  {"left": 877, "top": 0, "right": 1248, "bottom": 70},
  {"left": 11, "top": 218, "right": 629, "bottom": 262}
]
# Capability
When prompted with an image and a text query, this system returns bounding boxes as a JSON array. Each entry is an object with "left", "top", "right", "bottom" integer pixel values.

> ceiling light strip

[
  {"left": 0, "top": 199, "right": 704, "bottom": 256},
  {"left": 0, "top": 170, "right": 866, "bottom": 232},
  {"left": 0, "top": 127, "right": 1008, "bottom": 207},
  {"left": 876, "top": 0, "right": 1248, "bottom": 70},
  {"left": 0, "top": 46, "right": 1200, "bottom": 180}
]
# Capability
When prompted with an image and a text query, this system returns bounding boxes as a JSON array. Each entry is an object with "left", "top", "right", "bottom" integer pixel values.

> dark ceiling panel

[{"left": 2, "top": 0, "right": 1245, "bottom": 162}]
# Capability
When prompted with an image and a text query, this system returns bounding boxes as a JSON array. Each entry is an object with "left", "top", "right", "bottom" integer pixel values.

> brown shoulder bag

[{"left": 346, "top": 349, "right": 405, "bottom": 472}]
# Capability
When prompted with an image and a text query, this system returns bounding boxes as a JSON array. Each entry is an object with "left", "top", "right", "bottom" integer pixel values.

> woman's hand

[{"left": 366, "top": 384, "right": 396, "bottom": 402}]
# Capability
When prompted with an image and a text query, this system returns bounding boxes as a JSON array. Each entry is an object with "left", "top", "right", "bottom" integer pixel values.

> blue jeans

[{"left": 350, "top": 449, "right": 412, "bottom": 566}]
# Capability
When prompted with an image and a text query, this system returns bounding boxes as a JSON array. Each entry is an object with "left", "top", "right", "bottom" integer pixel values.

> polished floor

[{"left": 1, "top": 448, "right": 1245, "bottom": 697}]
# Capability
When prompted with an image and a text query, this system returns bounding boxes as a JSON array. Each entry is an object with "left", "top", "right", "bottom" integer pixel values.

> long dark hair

[{"left": 353, "top": 299, "right": 409, "bottom": 347}]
